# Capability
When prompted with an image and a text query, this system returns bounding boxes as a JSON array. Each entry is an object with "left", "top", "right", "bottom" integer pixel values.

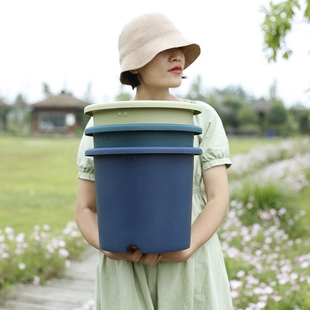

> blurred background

[
  {"left": 1, "top": 2, "right": 310, "bottom": 308},
  {"left": 0, "top": 0, "right": 309, "bottom": 136}
]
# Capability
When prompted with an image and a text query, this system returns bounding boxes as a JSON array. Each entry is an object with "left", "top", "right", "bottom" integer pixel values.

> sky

[{"left": 0, "top": 0, "right": 309, "bottom": 107}]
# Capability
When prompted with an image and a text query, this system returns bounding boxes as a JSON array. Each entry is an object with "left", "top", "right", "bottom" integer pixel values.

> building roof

[
  {"left": 0, "top": 98, "right": 11, "bottom": 108},
  {"left": 251, "top": 97, "right": 272, "bottom": 113},
  {"left": 31, "top": 91, "right": 90, "bottom": 108}
]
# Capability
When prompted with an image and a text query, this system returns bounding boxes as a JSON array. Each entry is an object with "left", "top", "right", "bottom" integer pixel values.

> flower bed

[
  {"left": 0, "top": 222, "right": 87, "bottom": 295},
  {"left": 221, "top": 201, "right": 310, "bottom": 309}
]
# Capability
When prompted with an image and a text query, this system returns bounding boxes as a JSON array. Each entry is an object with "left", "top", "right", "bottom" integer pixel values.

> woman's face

[{"left": 135, "top": 48, "right": 185, "bottom": 89}]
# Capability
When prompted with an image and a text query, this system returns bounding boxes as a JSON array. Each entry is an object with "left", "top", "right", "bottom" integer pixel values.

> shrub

[{"left": 230, "top": 179, "right": 308, "bottom": 239}]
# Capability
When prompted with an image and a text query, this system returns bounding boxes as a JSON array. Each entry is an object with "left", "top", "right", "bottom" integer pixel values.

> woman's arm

[
  {"left": 75, "top": 178, "right": 100, "bottom": 249},
  {"left": 75, "top": 178, "right": 162, "bottom": 265},
  {"left": 161, "top": 164, "right": 230, "bottom": 262}
]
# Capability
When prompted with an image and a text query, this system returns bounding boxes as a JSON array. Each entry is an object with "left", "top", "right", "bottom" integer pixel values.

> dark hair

[
  {"left": 123, "top": 71, "right": 186, "bottom": 89},
  {"left": 122, "top": 71, "right": 140, "bottom": 89}
]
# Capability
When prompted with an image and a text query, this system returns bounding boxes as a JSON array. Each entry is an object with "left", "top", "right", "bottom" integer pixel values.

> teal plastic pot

[{"left": 85, "top": 123, "right": 202, "bottom": 148}]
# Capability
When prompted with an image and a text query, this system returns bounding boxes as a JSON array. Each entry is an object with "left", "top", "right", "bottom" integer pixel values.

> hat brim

[{"left": 120, "top": 41, "right": 200, "bottom": 85}]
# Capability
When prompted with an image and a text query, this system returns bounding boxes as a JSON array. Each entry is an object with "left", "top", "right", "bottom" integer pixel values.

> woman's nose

[{"left": 170, "top": 48, "right": 184, "bottom": 62}]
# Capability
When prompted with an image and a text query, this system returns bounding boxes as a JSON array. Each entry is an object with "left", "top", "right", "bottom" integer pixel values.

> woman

[{"left": 76, "top": 12, "right": 233, "bottom": 310}]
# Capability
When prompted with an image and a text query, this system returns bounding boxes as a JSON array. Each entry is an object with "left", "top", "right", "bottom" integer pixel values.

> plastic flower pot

[
  {"left": 85, "top": 146, "right": 202, "bottom": 253},
  {"left": 84, "top": 100, "right": 201, "bottom": 126},
  {"left": 85, "top": 123, "right": 202, "bottom": 148}
]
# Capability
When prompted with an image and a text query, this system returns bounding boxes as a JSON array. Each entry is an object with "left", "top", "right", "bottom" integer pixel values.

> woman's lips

[{"left": 168, "top": 66, "right": 182, "bottom": 74}]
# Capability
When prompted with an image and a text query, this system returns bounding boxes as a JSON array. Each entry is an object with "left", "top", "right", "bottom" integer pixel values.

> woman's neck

[{"left": 133, "top": 88, "right": 183, "bottom": 101}]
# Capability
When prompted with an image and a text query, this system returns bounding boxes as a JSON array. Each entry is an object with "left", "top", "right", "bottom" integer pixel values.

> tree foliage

[
  {"left": 0, "top": 99, "right": 12, "bottom": 132},
  {"left": 10, "top": 93, "right": 30, "bottom": 133},
  {"left": 115, "top": 85, "right": 132, "bottom": 101},
  {"left": 184, "top": 75, "right": 208, "bottom": 102},
  {"left": 261, "top": 0, "right": 310, "bottom": 62},
  {"left": 42, "top": 82, "right": 53, "bottom": 98},
  {"left": 296, "top": 109, "right": 310, "bottom": 133},
  {"left": 0, "top": 75, "right": 309, "bottom": 136},
  {"left": 266, "top": 103, "right": 289, "bottom": 125},
  {"left": 84, "top": 81, "right": 94, "bottom": 103},
  {"left": 237, "top": 107, "right": 259, "bottom": 127}
]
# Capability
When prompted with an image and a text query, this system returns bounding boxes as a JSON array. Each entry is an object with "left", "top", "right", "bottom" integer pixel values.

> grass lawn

[
  {"left": 1, "top": 134, "right": 309, "bottom": 309},
  {"left": 298, "top": 168, "right": 310, "bottom": 221},
  {"left": 1, "top": 135, "right": 309, "bottom": 234},
  {"left": 228, "top": 135, "right": 279, "bottom": 156},
  {"left": 0, "top": 136, "right": 81, "bottom": 234}
]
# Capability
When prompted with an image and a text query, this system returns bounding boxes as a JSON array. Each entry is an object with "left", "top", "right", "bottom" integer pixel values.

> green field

[
  {"left": 0, "top": 135, "right": 309, "bottom": 233},
  {"left": 0, "top": 136, "right": 81, "bottom": 234},
  {"left": 228, "top": 135, "right": 278, "bottom": 156},
  {"left": 2, "top": 135, "right": 310, "bottom": 309}
]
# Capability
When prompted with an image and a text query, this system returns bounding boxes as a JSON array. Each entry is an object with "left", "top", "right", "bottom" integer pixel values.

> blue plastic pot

[
  {"left": 85, "top": 146, "right": 202, "bottom": 253},
  {"left": 85, "top": 123, "right": 202, "bottom": 148}
]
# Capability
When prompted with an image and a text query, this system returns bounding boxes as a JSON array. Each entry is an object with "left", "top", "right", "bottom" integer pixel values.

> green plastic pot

[{"left": 84, "top": 100, "right": 201, "bottom": 126}]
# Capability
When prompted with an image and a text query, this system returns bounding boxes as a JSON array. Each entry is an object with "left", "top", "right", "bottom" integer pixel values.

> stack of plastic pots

[{"left": 84, "top": 101, "right": 202, "bottom": 253}]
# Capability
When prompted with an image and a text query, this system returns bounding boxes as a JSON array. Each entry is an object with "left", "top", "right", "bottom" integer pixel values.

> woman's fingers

[
  {"left": 102, "top": 248, "right": 143, "bottom": 262},
  {"left": 139, "top": 253, "right": 162, "bottom": 266},
  {"left": 127, "top": 249, "right": 143, "bottom": 262},
  {"left": 103, "top": 247, "right": 162, "bottom": 265}
]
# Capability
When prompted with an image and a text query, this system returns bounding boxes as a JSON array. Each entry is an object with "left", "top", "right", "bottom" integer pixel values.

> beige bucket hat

[{"left": 118, "top": 12, "right": 201, "bottom": 85}]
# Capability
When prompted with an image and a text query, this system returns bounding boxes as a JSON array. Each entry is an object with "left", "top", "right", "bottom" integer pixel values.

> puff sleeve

[{"left": 193, "top": 101, "right": 231, "bottom": 171}]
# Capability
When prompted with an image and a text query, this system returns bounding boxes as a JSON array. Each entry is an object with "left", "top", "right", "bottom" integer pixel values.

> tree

[
  {"left": 261, "top": 0, "right": 310, "bottom": 62},
  {"left": 237, "top": 107, "right": 259, "bottom": 129},
  {"left": 42, "top": 82, "right": 53, "bottom": 98},
  {"left": 297, "top": 109, "right": 310, "bottom": 133},
  {"left": 219, "top": 99, "right": 243, "bottom": 129},
  {"left": 184, "top": 75, "right": 208, "bottom": 102},
  {"left": 84, "top": 81, "right": 94, "bottom": 103},
  {"left": 9, "top": 93, "right": 30, "bottom": 133},
  {"left": 266, "top": 102, "right": 290, "bottom": 135},
  {"left": 0, "top": 99, "right": 12, "bottom": 132},
  {"left": 211, "top": 85, "right": 254, "bottom": 130},
  {"left": 266, "top": 103, "right": 289, "bottom": 124},
  {"left": 214, "top": 85, "right": 253, "bottom": 103},
  {"left": 269, "top": 80, "right": 281, "bottom": 103},
  {"left": 291, "top": 105, "right": 310, "bottom": 133},
  {"left": 115, "top": 85, "right": 132, "bottom": 101}
]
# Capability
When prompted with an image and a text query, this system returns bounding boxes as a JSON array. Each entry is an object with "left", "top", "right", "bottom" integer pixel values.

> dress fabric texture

[{"left": 77, "top": 100, "right": 233, "bottom": 310}]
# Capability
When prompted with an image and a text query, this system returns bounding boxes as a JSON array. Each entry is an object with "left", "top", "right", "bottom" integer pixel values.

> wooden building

[{"left": 31, "top": 91, "right": 90, "bottom": 135}]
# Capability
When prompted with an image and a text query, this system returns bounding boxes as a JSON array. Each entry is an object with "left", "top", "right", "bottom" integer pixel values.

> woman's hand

[
  {"left": 160, "top": 247, "right": 194, "bottom": 263},
  {"left": 139, "top": 253, "right": 162, "bottom": 266},
  {"left": 102, "top": 248, "right": 142, "bottom": 263},
  {"left": 102, "top": 246, "right": 162, "bottom": 266}
]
